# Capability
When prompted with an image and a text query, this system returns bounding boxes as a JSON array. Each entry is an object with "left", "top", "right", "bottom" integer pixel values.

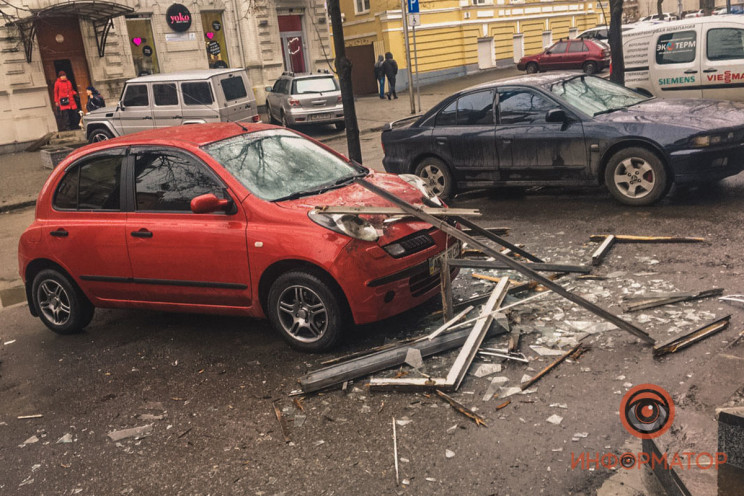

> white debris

[
  {"left": 552, "top": 448, "right": 564, "bottom": 452},
  {"left": 400, "top": 457, "right": 410, "bottom": 463},
  {"left": 107, "top": 424, "right": 153, "bottom": 442},
  {"left": 137, "top": 414, "right": 165, "bottom": 421},
  {"left": 546, "top": 414, "right": 563, "bottom": 425},
  {"left": 426, "top": 477, "right": 437, "bottom": 482},
  {"left": 3, "top": 340, "right": 16, "bottom": 345},
  {"left": 19, "top": 435, "right": 39, "bottom": 447},
  {"left": 473, "top": 363, "right": 502, "bottom": 378},
  {"left": 615, "top": 375, "right": 626, "bottom": 381},
  {"left": 623, "top": 382, "right": 633, "bottom": 389},
  {"left": 313, "top": 440, "right": 325, "bottom": 447},
  {"left": 404, "top": 348, "right": 423, "bottom": 369},
  {"left": 549, "top": 403, "right": 568, "bottom": 409},
  {"left": 499, "top": 386, "right": 523, "bottom": 398},
  {"left": 56, "top": 433, "right": 73, "bottom": 444},
  {"left": 396, "top": 418, "right": 412, "bottom": 427},
  {"left": 445, "top": 449, "right": 455, "bottom": 459},
  {"left": 530, "top": 345, "right": 565, "bottom": 356},
  {"left": 520, "top": 374, "right": 532, "bottom": 384},
  {"left": 482, "top": 376, "right": 509, "bottom": 401}
]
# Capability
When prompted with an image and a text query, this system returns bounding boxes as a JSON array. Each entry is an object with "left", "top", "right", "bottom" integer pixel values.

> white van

[{"left": 622, "top": 16, "right": 744, "bottom": 101}]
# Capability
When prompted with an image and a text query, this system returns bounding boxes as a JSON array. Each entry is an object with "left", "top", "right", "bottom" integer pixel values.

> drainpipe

[{"left": 232, "top": 0, "right": 247, "bottom": 67}]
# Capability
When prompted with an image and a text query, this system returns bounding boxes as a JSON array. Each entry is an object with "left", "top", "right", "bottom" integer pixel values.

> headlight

[
  {"left": 691, "top": 135, "right": 710, "bottom": 147},
  {"left": 691, "top": 132, "right": 735, "bottom": 148},
  {"left": 308, "top": 210, "right": 379, "bottom": 242},
  {"left": 399, "top": 174, "right": 443, "bottom": 206}
]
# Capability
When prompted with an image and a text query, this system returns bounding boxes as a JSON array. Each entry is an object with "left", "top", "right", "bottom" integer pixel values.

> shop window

[
  {"left": 126, "top": 17, "right": 161, "bottom": 75},
  {"left": 201, "top": 12, "right": 230, "bottom": 68}
]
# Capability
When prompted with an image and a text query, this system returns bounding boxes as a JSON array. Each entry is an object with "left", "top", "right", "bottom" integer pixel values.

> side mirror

[
  {"left": 265, "top": 86, "right": 273, "bottom": 92},
  {"left": 546, "top": 108, "right": 568, "bottom": 123},
  {"left": 118, "top": 102, "right": 125, "bottom": 111},
  {"left": 190, "top": 193, "right": 233, "bottom": 214}
]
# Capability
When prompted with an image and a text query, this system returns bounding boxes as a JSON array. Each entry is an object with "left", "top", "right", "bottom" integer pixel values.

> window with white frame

[
  {"left": 473, "top": 0, "right": 494, "bottom": 5},
  {"left": 355, "top": 0, "right": 370, "bottom": 14}
]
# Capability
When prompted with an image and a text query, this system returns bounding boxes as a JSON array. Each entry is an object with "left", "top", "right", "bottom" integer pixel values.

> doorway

[
  {"left": 346, "top": 43, "right": 377, "bottom": 95},
  {"left": 278, "top": 15, "right": 307, "bottom": 73},
  {"left": 36, "top": 16, "right": 92, "bottom": 131},
  {"left": 201, "top": 11, "right": 230, "bottom": 68}
]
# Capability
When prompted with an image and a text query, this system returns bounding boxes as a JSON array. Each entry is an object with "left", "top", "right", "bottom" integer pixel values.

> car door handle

[
  {"left": 435, "top": 137, "right": 448, "bottom": 145},
  {"left": 50, "top": 228, "right": 68, "bottom": 237},
  {"left": 143, "top": 116, "right": 153, "bottom": 120},
  {"left": 172, "top": 116, "right": 182, "bottom": 119},
  {"left": 502, "top": 138, "right": 512, "bottom": 145},
  {"left": 130, "top": 229, "right": 153, "bottom": 238},
  {"left": 684, "top": 70, "right": 698, "bottom": 74},
  {"left": 703, "top": 69, "right": 718, "bottom": 73}
]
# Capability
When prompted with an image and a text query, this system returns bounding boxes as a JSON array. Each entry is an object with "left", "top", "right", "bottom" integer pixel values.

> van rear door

[
  {"left": 700, "top": 23, "right": 744, "bottom": 101},
  {"left": 214, "top": 71, "right": 258, "bottom": 123},
  {"left": 651, "top": 26, "right": 702, "bottom": 98}
]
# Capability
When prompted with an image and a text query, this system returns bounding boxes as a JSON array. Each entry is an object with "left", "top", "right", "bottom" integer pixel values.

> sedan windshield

[
  {"left": 548, "top": 76, "right": 650, "bottom": 116},
  {"left": 203, "top": 130, "right": 364, "bottom": 201}
]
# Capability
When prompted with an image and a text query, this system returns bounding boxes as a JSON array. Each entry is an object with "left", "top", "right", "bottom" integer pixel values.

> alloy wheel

[
  {"left": 91, "top": 132, "right": 110, "bottom": 142},
  {"left": 613, "top": 157, "right": 656, "bottom": 200},
  {"left": 276, "top": 285, "right": 328, "bottom": 343},
  {"left": 419, "top": 164, "right": 447, "bottom": 196},
  {"left": 37, "top": 279, "right": 71, "bottom": 326}
]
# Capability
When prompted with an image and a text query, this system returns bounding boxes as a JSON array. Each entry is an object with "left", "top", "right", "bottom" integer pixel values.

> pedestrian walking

[
  {"left": 373, "top": 55, "right": 386, "bottom": 99},
  {"left": 383, "top": 52, "right": 398, "bottom": 100},
  {"left": 85, "top": 86, "right": 106, "bottom": 113},
  {"left": 53, "top": 71, "right": 80, "bottom": 130}
]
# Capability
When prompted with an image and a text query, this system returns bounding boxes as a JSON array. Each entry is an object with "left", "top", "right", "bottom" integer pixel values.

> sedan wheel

[
  {"left": 526, "top": 62, "right": 538, "bottom": 74},
  {"left": 267, "top": 103, "right": 278, "bottom": 124},
  {"left": 267, "top": 271, "right": 345, "bottom": 352},
  {"left": 32, "top": 269, "right": 94, "bottom": 334},
  {"left": 605, "top": 147, "right": 668, "bottom": 206},
  {"left": 415, "top": 158, "right": 454, "bottom": 200},
  {"left": 583, "top": 61, "right": 598, "bottom": 74},
  {"left": 281, "top": 111, "right": 289, "bottom": 128}
]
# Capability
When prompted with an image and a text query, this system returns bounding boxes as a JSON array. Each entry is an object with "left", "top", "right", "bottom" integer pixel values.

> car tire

[
  {"left": 88, "top": 128, "right": 113, "bottom": 143},
  {"left": 604, "top": 147, "right": 668, "bottom": 206},
  {"left": 583, "top": 61, "right": 598, "bottom": 74},
  {"left": 280, "top": 111, "right": 290, "bottom": 128},
  {"left": 31, "top": 269, "right": 94, "bottom": 335},
  {"left": 267, "top": 271, "right": 346, "bottom": 352},
  {"left": 526, "top": 62, "right": 539, "bottom": 74},
  {"left": 334, "top": 121, "right": 346, "bottom": 131},
  {"left": 414, "top": 157, "right": 455, "bottom": 200},
  {"left": 267, "top": 103, "right": 278, "bottom": 125}
]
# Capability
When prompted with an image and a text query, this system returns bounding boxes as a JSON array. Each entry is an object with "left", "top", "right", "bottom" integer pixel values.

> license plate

[
  {"left": 310, "top": 113, "right": 332, "bottom": 121},
  {"left": 429, "top": 242, "right": 461, "bottom": 275}
]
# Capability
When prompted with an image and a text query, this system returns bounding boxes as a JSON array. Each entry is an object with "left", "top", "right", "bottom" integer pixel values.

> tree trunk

[
  {"left": 327, "top": 0, "right": 362, "bottom": 163},
  {"left": 657, "top": 0, "right": 664, "bottom": 17},
  {"left": 609, "top": 0, "right": 625, "bottom": 85}
]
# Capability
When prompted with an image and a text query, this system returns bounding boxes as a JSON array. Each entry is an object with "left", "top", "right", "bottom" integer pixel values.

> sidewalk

[{"left": 0, "top": 66, "right": 523, "bottom": 213}]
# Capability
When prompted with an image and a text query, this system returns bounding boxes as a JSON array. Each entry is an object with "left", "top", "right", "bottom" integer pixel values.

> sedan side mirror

[
  {"left": 191, "top": 193, "right": 233, "bottom": 214},
  {"left": 265, "top": 86, "right": 273, "bottom": 92},
  {"left": 545, "top": 108, "right": 568, "bottom": 123}
]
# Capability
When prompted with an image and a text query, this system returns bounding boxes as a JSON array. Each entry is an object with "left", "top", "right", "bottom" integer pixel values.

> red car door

[
  {"left": 125, "top": 149, "right": 252, "bottom": 307},
  {"left": 566, "top": 40, "right": 589, "bottom": 69},
  {"left": 541, "top": 40, "right": 569, "bottom": 70},
  {"left": 41, "top": 149, "right": 136, "bottom": 301}
]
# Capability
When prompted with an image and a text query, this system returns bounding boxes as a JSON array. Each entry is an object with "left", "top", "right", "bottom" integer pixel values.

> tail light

[
  {"left": 337, "top": 95, "right": 342, "bottom": 103},
  {"left": 602, "top": 49, "right": 609, "bottom": 57},
  {"left": 609, "top": 61, "right": 613, "bottom": 75},
  {"left": 288, "top": 98, "right": 301, "bottom": 107},
  {"left": 252, "top": 115, "right": 261, "bottom": 123}
]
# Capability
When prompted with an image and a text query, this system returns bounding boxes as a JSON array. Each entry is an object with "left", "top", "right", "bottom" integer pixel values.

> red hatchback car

[
  {"left": 18, "top": 123, "right": 456, "bottom": 351},
  {"left": 517, "top": 38, "right": 609, "bottom": 75}
]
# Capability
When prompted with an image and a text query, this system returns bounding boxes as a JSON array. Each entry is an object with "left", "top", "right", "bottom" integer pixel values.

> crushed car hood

[{"left": 595, "top": 99, "right": 744, "bottom": 131}]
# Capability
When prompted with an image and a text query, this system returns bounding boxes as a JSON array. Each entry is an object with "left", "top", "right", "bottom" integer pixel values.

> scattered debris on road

[
  {"left": 654, "top": 316, "right": 732, "bottom": 357},
  {"left": 622, "top": 288, "right": 724, "bottom": 312},
  {"left": 107, "top": 424, "right": 153, "bottom": 442}
]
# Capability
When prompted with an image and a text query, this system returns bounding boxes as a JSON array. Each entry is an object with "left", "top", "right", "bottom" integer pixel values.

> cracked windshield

[{"left": 549, "top": 75, "right": 649, "bottom": 116}]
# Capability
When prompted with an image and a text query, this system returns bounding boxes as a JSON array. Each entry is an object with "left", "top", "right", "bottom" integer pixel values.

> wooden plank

[
  {"left": 520, "top": 344, "right": 585, "bottom": 391},
  {"left": 622, "top": 288, "right": 724, "bottom": 312},
  {"left": 422, "top": 305, "right": 474, "bottom": 341},
  {"left": 313, "top": 206, "right": 481, "bottom": 217},
  {"left": 368, "top": 376, "right": 452, "bottom": 392},
  {"left": 436, "top": 390, "right": 487, "bottom": 427},
  {"left": 446, "top": 279, "right": 510, "bottom": 390},
  {"left": 591, "top": 234, "right": 615, "bottom": 266},
  {"left": 654, "top": 316, "right": 731, "bottom": 357},
  {"left": 590, "top": 235, "right": 705, "bottom": 243},
  {"left": 356, "top": 176, "right": 655, "bottom": 344},
  {"left": 440, "top": 259, "right": 454, "bottom": 322},
  {"left": 450, "top": 259, "right": 591, "bottom": 273}
]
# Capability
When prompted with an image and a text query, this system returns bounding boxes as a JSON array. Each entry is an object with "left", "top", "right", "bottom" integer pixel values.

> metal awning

[{"left": 4, "top": 1, "right": 134, "bottom": 62}]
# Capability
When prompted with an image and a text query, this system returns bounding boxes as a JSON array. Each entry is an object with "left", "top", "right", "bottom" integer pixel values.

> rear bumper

[
  {"left": 286, "top": 105, "right": 344, "bottom": 125},
  {"left": 670, "top": 143, "right": 744, "bottom": 183}
]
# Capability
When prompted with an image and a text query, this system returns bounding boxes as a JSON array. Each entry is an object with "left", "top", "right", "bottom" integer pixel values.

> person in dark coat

[
  {"left": 383, "top": 52, "right": 398, "bottom": 100},
  {"left": 373, "top": 55, "right": 385, "bottom": 99},
  {"left": 85, "top": 86, "right": 106, "bottom": 113},
  {"left": 53, "top": 71, "right": 80, "bottom": 130}
]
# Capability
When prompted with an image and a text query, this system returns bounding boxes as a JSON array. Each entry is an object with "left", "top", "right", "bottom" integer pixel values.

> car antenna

[{"left": 234, "top": 121, "right": 249, "bottom": 132}]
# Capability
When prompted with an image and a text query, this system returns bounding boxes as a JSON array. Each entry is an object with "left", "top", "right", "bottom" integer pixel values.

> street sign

[
  {"left": 408, "top": 13, "right": 420, "bottom": 27},
  {"left": 407, "top": 0, "right": 419, "bottom": 14}
]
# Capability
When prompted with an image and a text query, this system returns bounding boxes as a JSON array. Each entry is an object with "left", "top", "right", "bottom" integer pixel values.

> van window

[
  {"left": 707, "top": 28, "right": 744, "bottom": 61},
  {"left": 182, "top": 82, "right": 214, "bottom": 105},
  {"left": 122, "top": 84, "right": 149, "bottom": 107},
  {"left": 153, "top": 83, "right": 178, "bottom": 106},
  {"left": 220, "top": 77, "right": 248, "bottom": 101},
  {"left": 656, "top": 31, "right": 697, "bottom": 65}
]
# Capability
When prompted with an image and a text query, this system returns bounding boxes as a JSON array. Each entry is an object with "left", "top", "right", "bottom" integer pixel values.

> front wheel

[
  {"left": 88, "top": 128, "right": 113, "bottom": 143},
  {"left": 604, "top": 147, "right": 668, "bottom": 206},
  {"left": 415, "top": 157, "right": 455, "bottom": 200},
  {"left": 267, "top": 103, "right": 278, "bottom": 125},
  {"left": 267, "top": 271, "right": 346, "bottom": 352},
  {"left": 526, "top": 62, "right": 539, "bottom": 74},
  {"left": 334, "top": 121, "right": 346, "bottom": 131},
  {"left": 583, "top": 61, "right": 598, "bottom": 74},
  {"left": 31, "top": 269, "right": 94, "bottom": 334}
]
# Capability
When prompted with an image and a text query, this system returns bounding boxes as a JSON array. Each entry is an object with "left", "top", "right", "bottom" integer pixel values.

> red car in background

[
  {"left": 18, "top": 123, "right": 456, "bottom": 352},
  {"left": 517, "top": 38, "right": 610, "bottom": 74}
]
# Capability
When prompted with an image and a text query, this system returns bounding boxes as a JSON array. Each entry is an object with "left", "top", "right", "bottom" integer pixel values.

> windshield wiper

[
  {"left": 593, "top": 107, "right": 626, "bottom": 117},
  {"left": 273, "top": 172, "right": 368, "bottom": 202}
]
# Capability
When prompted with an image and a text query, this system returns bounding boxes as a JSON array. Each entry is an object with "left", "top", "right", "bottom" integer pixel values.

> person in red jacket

[{"left": 53, "top": 71, "right": 80, "bottom": 130}]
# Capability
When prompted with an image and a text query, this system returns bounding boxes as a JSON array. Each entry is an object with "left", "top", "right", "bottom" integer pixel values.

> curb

[{"left": 0, "top": 200, "right": 36, "bottom": 214}]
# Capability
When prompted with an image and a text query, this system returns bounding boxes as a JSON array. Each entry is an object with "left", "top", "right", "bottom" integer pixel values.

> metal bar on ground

[
  {"left": 440, "top": 258, "right": 454, "bottom": 321},
  {"left": 436, "top": 389, "right": 487, "bottom": 427},
  {"left": 590, "top": 235, "right": 704, "bottom": 243},
  {"left": 520, "top": 343, "right": 584, "bottom": 390},
  {"left": 622, "top": 288, "right": 724, "bottom": 312},
  {"left": 356, "top": 176, "right": 654, "bottom": 344},
  {"left": 461, "top": 226, "right": 510, "bottom": 236},
  {"left": 451, "top": 259, "right": 591, "bottom": 273},
  {"left": 455, "top": 216, "right": 543, "bottom": 263},
  {"left": 591, "top": 234, "right": 616, "bottom": 266},
  {"left": 653, "top": 316, "right": 731, "bottom": 357},
  {"left": 369, "top": 376, "right": 451, "bottom": 392},
  {"left": 448, "top": 291, "right": 551, "bottom": 332},
  {"left": 392, "top": 417, "right": 399, "bottom": 485},
  {"left": 422, "top": 305, "right": 474, "bottom": 341}
]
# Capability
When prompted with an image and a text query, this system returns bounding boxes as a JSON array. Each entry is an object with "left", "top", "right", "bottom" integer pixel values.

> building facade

[
  {"left": 0, "top": 0, "right": 333, "bottom": 150},
  {"left": 338, "top": 0, "right": 603, "bottom": 95}
]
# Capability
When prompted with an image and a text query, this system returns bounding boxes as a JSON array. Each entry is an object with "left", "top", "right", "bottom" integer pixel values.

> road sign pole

[
  {"left": 401, "top": 0, "right": 415, "bottom": 115},
  {"left": 412, "top": 20, "right": 421, "bottom": 113}
]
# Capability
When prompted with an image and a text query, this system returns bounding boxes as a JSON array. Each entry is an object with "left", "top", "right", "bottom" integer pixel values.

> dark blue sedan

[{"left": 381, "top": 73, "right": 744, "bottom": 205}]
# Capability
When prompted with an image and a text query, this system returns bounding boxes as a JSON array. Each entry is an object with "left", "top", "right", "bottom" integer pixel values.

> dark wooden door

[
  {"left": 346, "top": 44, "right": 377, "bottom": 95},
  {"left": 37, "top": 17, "right": 92, "bottom": 131}
]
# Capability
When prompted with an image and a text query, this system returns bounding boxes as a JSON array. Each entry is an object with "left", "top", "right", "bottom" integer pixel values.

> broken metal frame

[
  {"left": 449, "top": 259, "right": 591, "bottom": 274},
  {"left": 622, "top": 288, "right": 724, "bottom": 312},
  {"left": 314, "top": 206, "right": 480, "bottom": 217},
  {"left": 590, "top": 235, "right": 705, "bottom": 243},
  {"left": 356, "top": 178, "right": 654, "bottom": 344},
  {"left": 520, "top": 343, "right": 585, "bottom": 390},
  {"left": 653, "top": 315, "right": 731, "bottom": 357},
  {"left": 591, "top": 234, "right": 615, "bottom": 266}
]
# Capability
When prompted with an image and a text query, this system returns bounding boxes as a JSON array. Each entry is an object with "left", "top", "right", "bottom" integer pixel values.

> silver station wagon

[
  {"left": 84, "top": 69, "right": 259, "bottom": 143},
  {"left": 265, "top": 72, "right": 345, "bottom": 130}
]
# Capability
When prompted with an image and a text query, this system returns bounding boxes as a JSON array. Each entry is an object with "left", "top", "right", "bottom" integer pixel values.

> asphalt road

[{"left": 2, "top": 142, "right": 744, "bottom": 494}]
